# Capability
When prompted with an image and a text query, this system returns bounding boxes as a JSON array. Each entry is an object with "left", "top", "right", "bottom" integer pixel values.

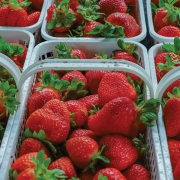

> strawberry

[
  {"left": 48, "top": 157, "right": 77, "bottom": 178},
  {"left": 55, "top": 42, "right": 87, "bottom": 59},
  {"left": 97, "top": 0, "right": 127, "bottom": 19},
  {"left": 98, "top": 72, "right": 137, "bottom": 107},
  {"left": 0, "top": 81, "right": 19, "bottom": 120},
  {"left": 79, "top": 169, "right": 96, "bottom": 180},
  {"left": 0, "top": 6, "right": 9, "bottom": 26},
  {"left": 98, "top": 134, "right": 138, "bottom": 171},
  {"left": 174, "top": 158, "right": 180, "bottom": 180},
  {"left": 27, "top": 11, "right": 40, "bottom": 26},
  {"left": 11, "top": 152, "right": 48, "bottom": 174},
  {"left": 93, "top": 168, "right": 126, "bottom": 180},
  {"left": 168, "top": 139, "right": 180, "bottom": 170},
  {"left": 106, "top": 12, "right": 140, "bottom": 38},
  {"left": 26, "top": 99, "right": 70, "bottom": 144},
  {"left": 85, "top": 70, "right": 111, "bottom": 94},
  {"left": 122, "top": 163, "right": 150, "bottom": 180},
  {"left": 65, "top": 100, "right": 88, "bottom": 128},
  {"left": 157, "top": 25, "right": 180, "bottom": 37},
  {"left": 163, "top": 87, "right": 180, "bottom": 137},
  {"left": 88, "top": 97, "right": 159, "bottom": 138},
  {"left": 66, "top": 136, "right": 109, "bottom": 170},
  {"left": 112, "top": 39, "right": 139, "bottom": 64},
  {"left": 28, "top": 0, "right": 44, "bottom": 11},
  {"left": 46, "top": 0, "right": 76, "bottom": 33},
  {"left": 13, "top": 150, "right": 66, "bottom": 180}
]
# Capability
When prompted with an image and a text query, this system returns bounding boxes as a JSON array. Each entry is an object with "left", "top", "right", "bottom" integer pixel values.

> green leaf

[{"left": 47, "top": 20, "right": 56, "bottom": 30}]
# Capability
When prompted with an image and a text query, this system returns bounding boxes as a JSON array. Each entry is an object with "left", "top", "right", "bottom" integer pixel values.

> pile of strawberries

[
  {"left": 152, "top": 36, "right": 180, "bottom": 179},
  {"left": 45, "top": 0, "right": 141, "bottom": 38},
  {"left": 0, "top": 0, "right": 44, "bottom": 27},
  {"left": 151, "top": 0, "right": 180, "bottom": 37},
  {"left": 9, "top": 40, "right": 160, "bottom": 179}
]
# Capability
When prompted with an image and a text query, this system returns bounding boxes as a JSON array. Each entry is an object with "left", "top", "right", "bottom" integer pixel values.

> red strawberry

[
  {"left": 11, "top": 152, "right": 48, "bottom": 174},
  {"left": 98, "top": 134, "right": 138, "bottom": 171},
  {"left": 157, "top": 25, "right": 180, "bottom": 37},
  {"left": 19, "top": 138, "right": 52, "bottom": 158},
  {"left": 0, "top": 6, "right": 9, "bottom": 26},
  {"left": 46, "top": 0, "right": 76, "bottom": 33},
  {"left": 0, "top": 81, "right": 19, "bottom": 120},
  {"left": 27, "top": 11, "right": 40, "bottom": 26},
  {"left": 163, "top": 87, "right": 180, "bottom": 137},
  {"left": 174, "top": 158, "right": 180, "bottom": 180},
  {"left": 28, "top": 0, "right": 44, "bottom": 11},
  {"left": 168, "top": 139, "right": 180, "bottom": 170},
  {"left": 107, "top": 12, "right": 140, "bottom": 38},
  {"left": 93, "top": 168, "right": 126, "bottom": 180},
  {"left": 97, "top": 0, "right": 127, "bottom": 18},
  {"left": 16, "top": 168, "right": 36, "bottom": 180},
  {"left": 98, "top": 72, "right": 137, "bottom": 107},
  {"left": 85, "top": 70, "right": 111, "bottom": 94},
  {"left": 66, "top": 136, "right": 109, "bottom": 170},
  {"left": 65, "top": 100, "right": 88, "bottom": 128},
  {"left": 48, "top": 157, "right": 77, "bottom": 178},
  {"left": 122, "top": 163, "right": 150, "bottom": 180},
  {"left": 88, "top": 97, "right": 159, "bottom": 138},
  {"left": 26, "top": 99, "right": 70, "bottom": 144},
  {"left": 79, "top": 169, "right": 96, "bottom": 180}
]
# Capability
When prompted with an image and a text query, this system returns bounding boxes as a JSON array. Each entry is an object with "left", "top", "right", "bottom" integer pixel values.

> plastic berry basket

[
  {"left": 0, "top": 29, "right": 35, "bottom": 166},
  {"left": 146, "top": 0, "right": 175, "bottom": 43},
  {"left": 41, "top": 0, "right": 147, "bottom": 42},
  {"left": 0, "top": 41, "right": 165, "bottom": 179},
  {"left": 0, "top": 0, "right": 48, "bottom": 44},
  {"left": 148, "top": 43, "right": 176, "bottom": 180}
]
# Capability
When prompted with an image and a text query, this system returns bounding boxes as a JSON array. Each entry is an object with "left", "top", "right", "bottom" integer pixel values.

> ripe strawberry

[
  {"left": 93, "top": 168, "right": 126, "bottom": 180},
  {"left": 55, "top": 42, "right": 87, "bottom": 59},
  {"left": 65, "top": 100, "right": 88, "bottom": 128},
  {"left": 98, "top": 134, "right": 138, "bottom": 171},
  {"left": 163, "top": 87, "right": 180, "bottom": 137},
  {"left": 157, "top": 25, "right": 180, "bottom": 37},
  {"left": 26, "top": 99, "right": 70, "bottom": 144},
  {"left": 97, "top": 0, "right": 127, "bottom": 18},
  {"left": 27, "top": 11, "right": 40, "bottom": 26},
  {"left": 98, "top": 72, "right": 137, "bottom": 107},
  {"left": 48, "top": 157, "right": 77, "bottom": 178},
  {"left": 122, "top": 163, "right": 150, "bottom": 180},
  {"left": 85, "top": 70, "right": 111, "bottom": 94},
  {"left": 11, "top": 152, "right": 48, "bottom": 174},
  {"left": 79, "top": 169, "right": 96, "bottom": 180},
  {"left": 19, "top": 138, "right": 52, "bottom": 158},
  {"left": 0, "top": 6, "right": 9, "bottom": 26},
  {"left": 66, "top": 136, "right": 109, "bottom": 170},
  {"left": 28, "top": 0, "right": 44, "bottom": 11},
  {"left": 0, "top": 81, "right": 19, "bottom": 120},
  {"left": 106, "top": 12, "right": 140, "bottom": 38},
  {"left": 46, "top": 0, "right": 76, "bottom": 33},
  {"left": 174, "top": 158, "right": 180, "bottom": 180},
  {"left": 88, "top": 97, "right": 159, "bottom": 138},
  {"left": 168, "top": 139, "right": 180, "bottom": 170}
]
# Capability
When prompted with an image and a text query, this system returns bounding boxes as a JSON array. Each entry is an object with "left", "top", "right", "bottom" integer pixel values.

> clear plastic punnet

[
  {"left": 146, "top": 0, "right": 175, "bottom": 43},
  {"left": 41, "top": 0, "right": 147, "bottom": 42},
  {"left": 0, "top": 40, "right": 165, "bottom": 179}
]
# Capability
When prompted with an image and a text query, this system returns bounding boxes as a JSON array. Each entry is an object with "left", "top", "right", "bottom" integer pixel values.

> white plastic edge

[
  {"left": 0, "top": 53, "right": 22, "bottom": 101},
  {"left": 41, "top": 0, "right": 147, "bottom": 42},
  {"left": 17, "top": 59, "right": 154, "bottom": 98},
  {"left": 146, "top": 0, "right": 175, "bottom": 43}
]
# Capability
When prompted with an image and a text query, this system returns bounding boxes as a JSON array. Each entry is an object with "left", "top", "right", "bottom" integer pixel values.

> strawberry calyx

[
  {"left": 32, "top": 150, "right": 67, "bottom": 179},
  {"left": 167, "top": 86, "right": 180, "bottom": 99},
  {"left": 87, "top": 20, "right": 125, "bottom": 37},
  {"left": 94, "top": 50, "right": 109, "bottom": 59},
  {"left": 47, "top": 0, "right": 76, "bottom": 30},
  {"left": 70, "top": 112, "right": 76, "bottom": 126},
  {"left": 0, "top": 81, "right": 20, "bottom": 117},
  {"left": 83, "top": 145, "right": 110, "bottom": 173},
  {"left": 69, "top": 21, "right": 86, "bottom": 37},
  {"left": 157, "top": 54, "right": 180, "bottom": 71},
  {"left": 136, "top": 98, "right": 160, "bottom": 127},
  {"left": 37, "top": 71, "right": 70, "bottom": 93},
  {"left": 9, "top": 168, "right": 18, "bottom": 180},
  {"left": 6, "top": 0, "right": 30, "bottom": 9},
  {"left": 24, "top": 128, "right": 57, "bottom": 158},
  {"left": 0, "top": 66, "right": 14, "bottom": 83},
  {"left": 89, "top": 104, "right": 100, "bottom": 116},
  {"left": 77, "top": 0, "right": 104, "bottom": 21},
  {"left": 115, "top": 39, "right": 139, "bottom": 59},
  {"left": 55, "top": 42, "right": 79, "bottom": 59},
  {"left": 62, "top": 78, "right": 89, "bottom": 101},
  {"left": 98, "top": 173, "right": 108, "bottom": 180}
]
